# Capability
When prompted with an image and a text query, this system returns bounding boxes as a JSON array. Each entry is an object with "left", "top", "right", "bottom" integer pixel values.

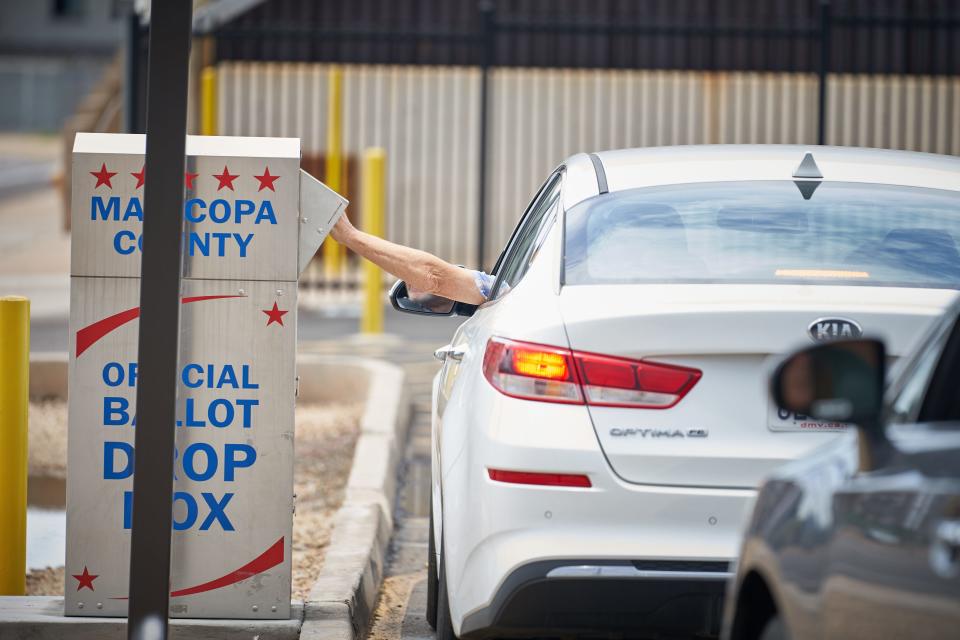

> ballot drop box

[{"left": 65, "top": 133, "right": 345, "bottom": 619}]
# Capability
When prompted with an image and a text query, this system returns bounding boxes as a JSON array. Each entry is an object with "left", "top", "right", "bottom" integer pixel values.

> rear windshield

[{"left": 564, "top": 181, "right": 960, "bottom": 289}]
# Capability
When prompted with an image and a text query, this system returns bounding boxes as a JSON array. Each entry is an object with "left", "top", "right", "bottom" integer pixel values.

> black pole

[
  {"left": 127, "top": 1, "right": 193, "bottom": 639},
  {"left": 817, "top": 0, "right": 831, "bottom": 146},
  {"left": 476, "top": 1, "right": 495, "bottom": 270},
  {"left": 124, "top": 10, "right": 140, "bottom": 133}
]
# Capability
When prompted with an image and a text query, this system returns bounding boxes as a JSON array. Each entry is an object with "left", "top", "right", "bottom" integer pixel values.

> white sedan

[{"left": 389, "top": 145, "right": 960, "bottom": 639}]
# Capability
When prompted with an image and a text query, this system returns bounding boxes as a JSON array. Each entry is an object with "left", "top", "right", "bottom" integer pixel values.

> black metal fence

[
  {"left": 129, "top": 1, "right": 960, "bottom": 134},
  {"left": 209, "top": 0, "right": 960, "bottom": 76}
]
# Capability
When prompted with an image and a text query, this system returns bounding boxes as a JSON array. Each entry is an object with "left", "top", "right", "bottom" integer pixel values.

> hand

[{"left": 330, "top": 214, "right": 356, "bottom": 244}]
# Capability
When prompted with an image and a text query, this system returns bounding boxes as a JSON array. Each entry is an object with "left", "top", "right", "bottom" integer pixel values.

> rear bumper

[
  {"left": 440, "top": 380, "right": 758, "bottom": 635},
  {"left": 460, "top": 559, "right": 729, "bottom": 639},
  {"left": 445, "top": 462, "right": 756, "bottom": 632}
]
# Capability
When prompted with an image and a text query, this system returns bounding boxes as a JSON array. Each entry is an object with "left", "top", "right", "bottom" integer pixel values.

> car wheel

[
  {"left": 426, "top": 502, "right": 439, "bottom": 630},
  {"left": 759, "top": 614, "right": 789, "bottom": 640},
  {"left": 435, "top": 538, "right": 458, "bottom": 640}
]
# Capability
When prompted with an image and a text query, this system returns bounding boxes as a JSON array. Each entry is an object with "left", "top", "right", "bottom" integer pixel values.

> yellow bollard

[
  {"left": 361, "top": 149, "right": 386, "bottom": 334},
  {"left": 324, "top": 66, "right": 345, "bottom": 278},
  {"left": 0, "top": 296, "right": 29, "bottom": 595},
  {"left": 200, "top": 66, "right": 218, "bottom": 136}
]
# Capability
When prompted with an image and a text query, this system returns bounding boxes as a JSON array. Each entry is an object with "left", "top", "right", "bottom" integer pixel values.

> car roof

[{"left": 561, "top": 145, "right": 960, "bottom": 211}]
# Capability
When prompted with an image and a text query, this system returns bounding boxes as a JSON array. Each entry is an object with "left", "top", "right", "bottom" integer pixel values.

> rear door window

[
  {"left": 491, "top": 172, "right": 562, "bottom": 299},
  {"left": 564, "top": 181, "right": 960, "bottom": 289}
]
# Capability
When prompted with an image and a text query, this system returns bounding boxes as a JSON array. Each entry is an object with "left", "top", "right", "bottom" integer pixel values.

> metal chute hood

[{"left": 298, "top": 169, "right": 348, "bottom": 276}]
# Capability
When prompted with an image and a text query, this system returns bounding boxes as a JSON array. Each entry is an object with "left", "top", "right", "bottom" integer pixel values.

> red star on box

[
  {"left": 184, "top": 171, "right": 198, "bottom": 189},
  {"left": 72, "top": 566, "right": 98, "bottom": 591},
  {"left": 263, "top": 302, "right": 288, "bottom": 327},
  {"left": 253, "top": 166, "right": 280, "bottom": 192},
  {"left": 90, "top": 163, "right": 117, "bottom": 189},
  {"left": 131, "top": 166, "right": 146, "bottom": 189},
  {"left": 213, "top": 165, "right": 239, "bottom": 191}
]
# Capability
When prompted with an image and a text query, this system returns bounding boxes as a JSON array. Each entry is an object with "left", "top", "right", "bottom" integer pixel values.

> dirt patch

[
  {"left": 28, "top": 400, "right": 68, "bottom": 479},
  {"left": 26, "top": 566, "right": 64, "bottom": 596},
  {"left": 26, "top": 401, "right": 364, "bottom": 601},
  {"left": 366, "top": 572, "right": 423, "bottom": 640},
  {"left": 291, "top": 403, "right": 363, "bottom": 600}
]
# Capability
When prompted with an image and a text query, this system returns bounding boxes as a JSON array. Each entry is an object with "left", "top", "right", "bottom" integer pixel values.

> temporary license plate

[{"left": 768, "top": 404, "right": 850, "bottom": 432}]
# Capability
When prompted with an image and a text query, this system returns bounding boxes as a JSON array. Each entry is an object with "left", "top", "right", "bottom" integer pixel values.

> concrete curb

[
  {"left": 299, "top": 354, "right": 410, "bottom": 640},
  {"left": 9, "top": 352, "right": 409, "bottom": 640},
  {"left": 0, "top": 598, "right": 303, "bottom": 640}
]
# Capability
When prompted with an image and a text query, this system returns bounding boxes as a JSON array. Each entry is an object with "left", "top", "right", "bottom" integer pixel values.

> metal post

[
  {"left": 127, "top": 1, "right": 193, "bottom": 638},
  {"left": 0, "top": 296, "right": 29, "bottom": 596},
  {"left": 476, "top": 1, "right": 495, "bottom": 270},
  {"left": 324, "top": 67, "right": 344, "bottom": 278},
  {"left": 361, "top": 148, "right": 386, "bottom": 334},
  {"left": 817, "top": 0, "right": 831, "bottom": 146},
  {"left": 124, "top": 10, "right": 140, "bottom": 133},
  {"left": 201, "top": 66, "right": 218, "bottom": 135}
]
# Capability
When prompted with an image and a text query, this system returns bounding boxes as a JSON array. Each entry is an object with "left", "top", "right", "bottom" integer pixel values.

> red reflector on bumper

[{"left": 487, "top": 469, "right": 592, "bottom": 488}]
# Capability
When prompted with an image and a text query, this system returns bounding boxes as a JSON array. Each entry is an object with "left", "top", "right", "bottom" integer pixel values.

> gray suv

[{"left": 723, "top": 300, "right": 960, "bottom": 640}]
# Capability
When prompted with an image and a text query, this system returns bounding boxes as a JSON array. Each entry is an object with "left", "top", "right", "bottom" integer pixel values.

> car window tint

[
  {"left": 491, "top": 172, "right": 562, "bottom": 299},
  {"left": 526, "top": 204, "right": 558, "bottom": 268},
  {"left": 489, "top": 172, "right": 558, "bottom": 277}
]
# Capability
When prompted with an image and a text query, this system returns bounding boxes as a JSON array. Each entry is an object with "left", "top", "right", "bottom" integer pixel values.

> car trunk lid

[{"left": 559, "top": 284, "right": 957, "bottom": 488}]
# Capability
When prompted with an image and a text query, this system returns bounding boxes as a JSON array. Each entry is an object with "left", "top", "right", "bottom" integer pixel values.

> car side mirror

[
  {"left": 389, "top": 280, "right": 476, "bottom": 317},
  {"left": 771, "top": 338, "right": 891, "bottom": 471}
]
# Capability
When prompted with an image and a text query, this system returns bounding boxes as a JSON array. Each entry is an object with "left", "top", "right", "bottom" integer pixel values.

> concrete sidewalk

[
  {"left": 0, "top": 598, "right": 303, "bottom": 640},
  {"left": 0, "top": 185, "right": 71, "bottom": 320},
  {"left": 0, "top": 133, "right": 70, "bottom": 321},
  {"left": 0, "top": 134, "right": 62, "bottom": 164},
  {"left": 0, "top": 134, "right": 60, "bottom": 197}
]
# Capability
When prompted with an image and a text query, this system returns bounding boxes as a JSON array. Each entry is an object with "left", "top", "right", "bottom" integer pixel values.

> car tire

[
  {"left": 759, "top": 614, "right": 789, "bottom": 640},
  {"left": 435, "top": 539, "right": 458, "bottom": 640},
  {"left": 426, "top": 503, "right": 439, "bottom": 630}
]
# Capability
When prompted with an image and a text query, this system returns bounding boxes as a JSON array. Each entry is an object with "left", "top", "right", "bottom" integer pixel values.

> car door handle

[{"left": 434, "top": 345, "right": 465, "bottom": 362}]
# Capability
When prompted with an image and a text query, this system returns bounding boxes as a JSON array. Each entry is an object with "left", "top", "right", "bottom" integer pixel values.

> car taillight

[
  {"left": 482, "top": 337, "right": 583, "bottom": 404},
  {"left": 574, "top": 352, "right": 701, "bottom": 408},
  {"left": 482, "top": 337, "right": 700, "bottom": 409}
]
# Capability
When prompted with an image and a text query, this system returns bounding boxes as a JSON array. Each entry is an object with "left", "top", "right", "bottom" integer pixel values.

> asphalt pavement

[
  {"left": 365, "top": 362, "right": 435, "bottom": 640},
  {"left": 297, "top": 337, "right": 447, "bottom": 640}
]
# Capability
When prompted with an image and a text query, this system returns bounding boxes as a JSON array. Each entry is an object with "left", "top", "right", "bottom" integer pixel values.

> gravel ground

[
  {"left": 25, "top": 400, "right": 363, "bottom": 601},
  {"left": 28, "top": 400, "right": 68, "bottom": 479},
  {"left": 290, "top": 403, "right": 363, "bottom": 600},
  {"left": 26, "top": 566, "right": 64, "bottom": 596}
]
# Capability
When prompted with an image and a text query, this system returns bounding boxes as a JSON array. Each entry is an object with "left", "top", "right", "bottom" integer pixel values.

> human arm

[{"left": 330, "top": 215, "right": 487, "bottom": 305}]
